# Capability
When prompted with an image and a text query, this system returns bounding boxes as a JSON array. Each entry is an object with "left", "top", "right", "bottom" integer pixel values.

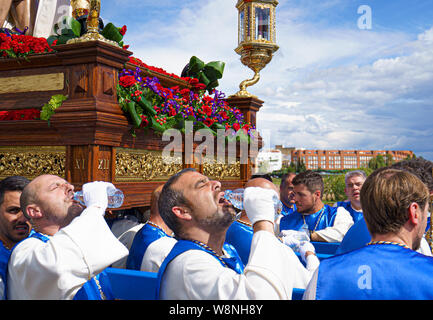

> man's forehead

[
  {"left": 347, "top": 175, "right": 365, "bottom": 183},
  {"left": 31, "top": 175, "right": 65, "bottom": 188},
  {"left": 174, "top": 171, "right": 206, "bottom": 188}
]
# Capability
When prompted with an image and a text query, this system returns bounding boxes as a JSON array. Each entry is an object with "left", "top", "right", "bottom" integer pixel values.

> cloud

[
  {"left": 257, "top": 26, "right": 433, "bottom": 159},
  {"left": 109, "top": 0, "right": 433, "bottom": 160}
]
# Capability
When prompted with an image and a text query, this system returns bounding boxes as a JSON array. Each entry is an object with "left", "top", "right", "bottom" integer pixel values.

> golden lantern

[
  {"left": 232, "top": 0, "right": 279, "bottom": 98},
  {"left": 67, "top": 0, "right": 120, "bottom": 47}
]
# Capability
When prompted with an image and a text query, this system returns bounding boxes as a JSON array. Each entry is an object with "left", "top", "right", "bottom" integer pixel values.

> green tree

[
  {"left": 385, "top": 153, "right": 394, "bottom": 166},
  {"left": 296, "top": 159, "right": 306, "bottom": 173},
  {"left": 368, "top": 155, "right": 386, "bottom": 170}
]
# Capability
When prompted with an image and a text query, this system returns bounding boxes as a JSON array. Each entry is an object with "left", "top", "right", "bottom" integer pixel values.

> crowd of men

[{"left": 0, "top": 158, "right": 433, "bottom": 300}]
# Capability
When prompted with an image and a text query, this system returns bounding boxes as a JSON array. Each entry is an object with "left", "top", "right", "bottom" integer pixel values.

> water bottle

[
  {"left": 224, "top": 188, "right": 283, "bottom": 221},
  {"left": 73, "top": 187, "right": 124, "bottom": 208},
  {"left": 295, "top": 223, "right": 310, "bottom": 242}
]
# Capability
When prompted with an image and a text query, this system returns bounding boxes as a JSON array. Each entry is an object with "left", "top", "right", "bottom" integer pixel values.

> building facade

[{"left": 290, "top": 149, "right": 413, "bottom": 171}]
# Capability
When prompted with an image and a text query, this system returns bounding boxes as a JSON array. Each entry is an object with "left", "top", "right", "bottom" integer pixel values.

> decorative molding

[
  {"left": 202, "top": 159, "right": 241, "bottom": 180},
  {"left": 115, "top": 148, "right": 183, "bottom": 182},
  {"left": 0, "top": 146, "right": 66, "bottom": 180}
]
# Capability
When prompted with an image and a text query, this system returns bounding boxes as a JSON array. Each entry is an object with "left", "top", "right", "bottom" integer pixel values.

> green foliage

[
  {"left": 183, "top": 56, "right": 225, "bottom": 93},
  {"left": 40, "top": 94, "right": 68, "bottom": 125},
  {"left": 323, "top": 174, "right": 346, "bottom": 202}
]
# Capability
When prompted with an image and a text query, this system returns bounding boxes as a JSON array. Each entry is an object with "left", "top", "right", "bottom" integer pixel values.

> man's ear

[
  {"left": 171, "top": 206, "right": 193, "bottom": 222},
  {"left": 407, "top": 202, "right": 420, "bottom": 226},
  {"left": 26, "top": 205, "right": 43, "bottom": 221}
]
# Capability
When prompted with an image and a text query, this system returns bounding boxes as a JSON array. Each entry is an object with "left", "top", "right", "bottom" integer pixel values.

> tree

[
  {"left": 368, "top": 155, "right": 386, "bottom": 170},
  {"left": 385, "top": 153, "right": 394, "bottom": 166},
  {"left": 296, "top": 159, "right": 306, "bottom": 173}
]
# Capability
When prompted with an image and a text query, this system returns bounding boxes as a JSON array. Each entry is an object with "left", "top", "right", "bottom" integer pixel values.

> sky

[{"left": 101, "top": 0, "right": 433, "bottom": 160}]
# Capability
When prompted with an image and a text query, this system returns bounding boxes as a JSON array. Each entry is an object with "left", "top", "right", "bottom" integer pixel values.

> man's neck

[
  {"left": 33, "top": 223, "right": 59, "bottom": 237},
  {"left": 149, "top": 214, "right": 172, "bottom": 235},
  {"left": 371, "top": 232, "right": 412, "bottom": 249},
  {"left": 0, "top": 235, "right": 14, "bottom": 250},
  {"left": 238, "top": 212, "right": 252, "bottom": 225},
  {"left": 350, "top": 200, "right": 362, "bottom": 211},
  {"left": 182, "top": 227, "right": 227, "bottom": 256},
  {"left": 281, "top": 199, "right": 292, "bottom": 209},
  {"left": 303, "top": 202, "right": 325, "bottom": 215}
]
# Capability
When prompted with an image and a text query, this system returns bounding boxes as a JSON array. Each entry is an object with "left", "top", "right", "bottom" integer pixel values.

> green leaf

[
  {"left": 188, "top": 56, "right": 205, "bottom": 75},
  {"left": 101, "top": 23, "right": 123, "bottom": 43},
  {"left": 198, "top": 72, "right": 210, "bottom": 86},
  {"left": 71, "top": 19, "right": 82, "bottom": 37},
  {"left": 135, "top": 97, "right": 157, "bottom": 116},
  {"left": 126, "top": 101, "right": 142, "bottom": 128},
  {"left": 204, "top": 61, "right": 225, "bottom": 79}
]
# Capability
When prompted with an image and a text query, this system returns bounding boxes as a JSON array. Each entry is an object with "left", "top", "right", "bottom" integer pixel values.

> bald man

[
  {"left": 7, "top": 175, "right": 128, "bottom": 299},
  {"left": 126, "top": 185, "right": 176, "bottom": 272}
]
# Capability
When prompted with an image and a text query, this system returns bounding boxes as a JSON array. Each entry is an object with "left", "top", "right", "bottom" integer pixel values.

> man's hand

[
  {"left": 82, "top": 181, "right": 115, "bottom": 211},
  {"left": 243, "top": 187, "right": 279, "bottom": 226}
]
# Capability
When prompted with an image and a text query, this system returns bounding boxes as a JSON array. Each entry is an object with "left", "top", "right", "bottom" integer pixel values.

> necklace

[
  {"left": 366, "top": 240, "right": 410, "bottom": 250},
  {"left": 302, "top": 206, "right": 325, "bottom": 232},
  {"left": 237, "top": 219, "right": 252, "bottom": 228},
  {"left": 1, "top": 240, "right": 12, "bottom": 251},
  {"left": 147, "top": 221, "right": 173, "bottom": 237},
  {"left": 188, "top": 239, "right": 229, "bottom": 268}
]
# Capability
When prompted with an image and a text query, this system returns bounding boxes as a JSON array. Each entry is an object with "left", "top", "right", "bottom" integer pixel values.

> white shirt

[
  {"left": 140, "top": 236, "right": 177, "bottom": 273},
  {"left": 109, "top": 217, "right": 144, "bottom": 269},
  {"left": 160, "top": 231, "right": 315, "bottom": 300},
  {"left": 7, "top": 205, "right": 129, "bottom": 300},
  {"left": 315, "top": 207, "right": 354, "bottom": 242}
]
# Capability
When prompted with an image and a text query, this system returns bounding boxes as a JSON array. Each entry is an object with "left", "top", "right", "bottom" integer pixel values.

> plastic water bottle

[
  {"left": 296, "top": 223, "right": 310, "bottom": 242},
  {"left": 73, "top": 188, "right": 124, "bottom": 208},
  {"left": 224, "top": 188, "right": 283, "bottom": 220}
]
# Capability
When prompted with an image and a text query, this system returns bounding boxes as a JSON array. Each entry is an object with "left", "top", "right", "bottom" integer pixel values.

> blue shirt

[
  {"left": 225, "top": 220, "right": 253, "bottom": 265},
  {"left": 335, "top": 201, "right": 363, "bottom": 223},
  {"left": 281, "top": 203, "right": 296, "bottom": 216},
  {"left": 279, "top": 204, "right": 338, "bottom": 232},
  {"left": 126, "top": 222, "right": 170, "bottom": 270},
  {"left": 316, "top": 243, "right": 433, "bottom": 300},
  {"left": 0, "top": 242, "right": 11, "bottom": 300},
  {"left": 335, "top": 218, "right": 370, "bottom": 255}
]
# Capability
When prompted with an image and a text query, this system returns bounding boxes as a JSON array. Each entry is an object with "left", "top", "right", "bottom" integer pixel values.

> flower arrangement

[
  {"left": 117, "top": 66, "right": 255, "bottom": 141},
  {"left": 0, "top": 33, "right": 54, "bottom": 59},
  {"left": 0, "top": 108, "right": 40, "bottom": 120}
]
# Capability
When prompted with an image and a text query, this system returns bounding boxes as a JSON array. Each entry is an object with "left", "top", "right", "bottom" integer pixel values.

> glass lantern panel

[
  {"left": 255, "top": 7, "right": 270, "bottom": 41},
  {"left": 246, "top": 5, "right": 251, "bottom": 40},
  {"left": 239, "top": 9, "right": 245, "bottom": 43}
]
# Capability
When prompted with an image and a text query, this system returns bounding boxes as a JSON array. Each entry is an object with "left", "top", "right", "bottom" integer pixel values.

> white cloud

[{"left": 114, "top": 0, "right": 433, "bottom": 159}]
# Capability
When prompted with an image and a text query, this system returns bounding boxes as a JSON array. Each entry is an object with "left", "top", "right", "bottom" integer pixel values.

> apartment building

[{"left": 290, "top": 149, "right": 413, "bottom": 171}]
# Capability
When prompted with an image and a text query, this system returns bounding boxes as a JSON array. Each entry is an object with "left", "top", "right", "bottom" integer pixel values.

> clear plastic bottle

[
  {"left": 224, "top": 188, "right": 283, "bottom": 220},
  {"left": 73, "top": 188, "right": 124, "bottom": 208},
  {"left": 294, "top": 223, "right": 310, "bottom": 242}
]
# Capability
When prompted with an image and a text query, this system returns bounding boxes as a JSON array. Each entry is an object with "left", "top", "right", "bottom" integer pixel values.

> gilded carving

[
  {"left": 115, "top": 148, "right": 183, "bottom": 182},
  {"left": 202, "top": 159, "right": 241, "bottom": 180},
  {"left": 0, "top": 146, "right": 66, "bottom": 180}
]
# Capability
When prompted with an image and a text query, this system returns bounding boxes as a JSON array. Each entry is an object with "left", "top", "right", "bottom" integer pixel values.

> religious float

[{"left": 0, "top": 0, "right": 279, "bottom": 211}]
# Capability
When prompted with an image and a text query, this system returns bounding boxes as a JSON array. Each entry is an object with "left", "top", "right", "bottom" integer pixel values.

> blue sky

[{"left": 101, "top": 0, "right": 433, "bottom": 160}]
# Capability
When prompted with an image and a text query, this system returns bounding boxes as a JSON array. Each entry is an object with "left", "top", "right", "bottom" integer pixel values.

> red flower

[
  {"left": 119, "top": 75, "right": 137, "bottom": 87},
  {"left": 219, "top": 111, "right": 229, "bottom": 120},
  {"left": 194, "top": 83, "right": 206, "bottom": 91},
  {"left": 119, "top": 25, "right": 127, "bottom": 36},
  {"left": 203, "top": 118, "right": 215, "bottom": 127},
  {"left": 233, "top": 123, "right": 240, "bottom": 131},
  {"left": 202, "top": 105, "right": 212, "bottom": 116}
]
